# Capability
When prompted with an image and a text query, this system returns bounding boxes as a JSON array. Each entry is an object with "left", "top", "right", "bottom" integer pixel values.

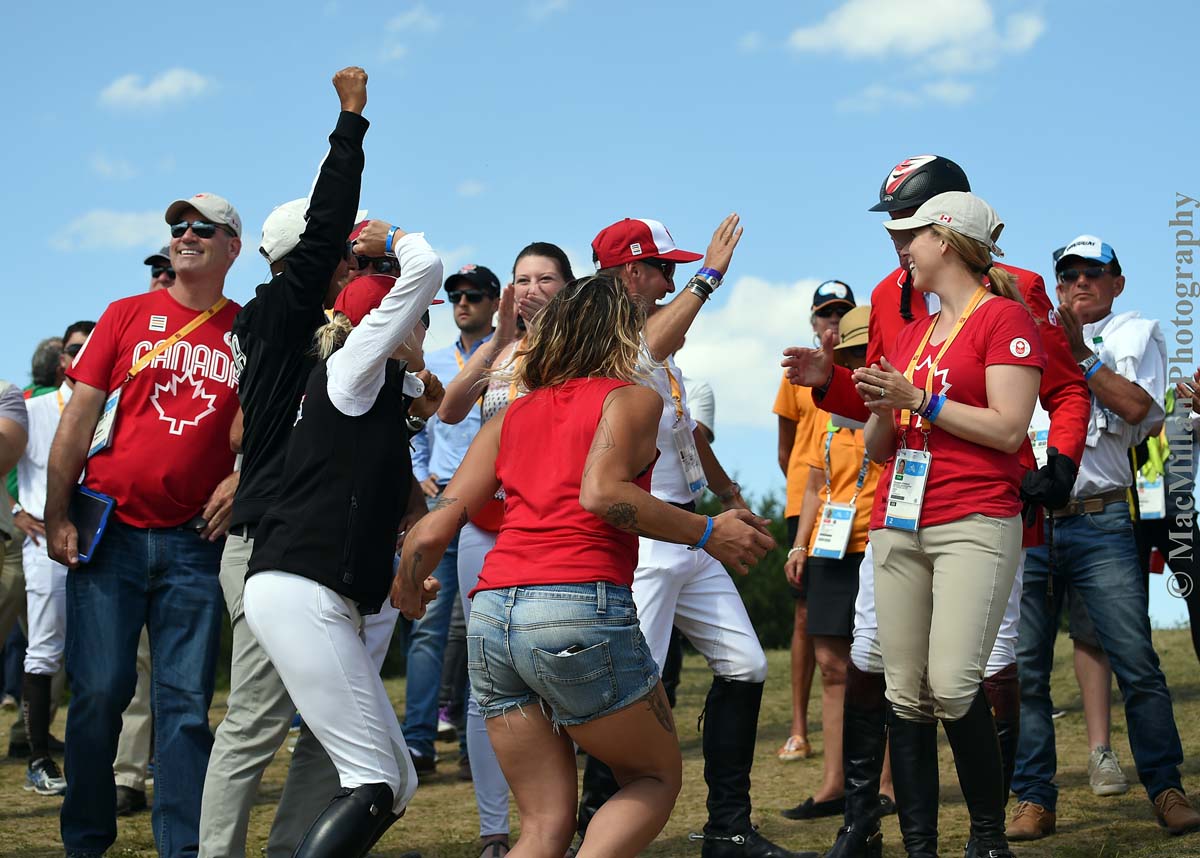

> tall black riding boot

[
  {"left": 887, "top": 711, "right": 939, "bottom": 858},
  {"left": 577, "top": 753, "right": 620, "bottom": 839},
  {"left": 824, "top": 666, "right": 886, "bottom": 858},
  {"left": 694, "top": 677, "right": 818, "bottom": 858},
  {"left": 981, "top": 664, "right": 1019, "bottom": 799},
  {"left": 942, "top": 691, "right": 1012, "bottom": 858},
  {"left": 292, "top": 782, "right": 398, "bottom": 858}
]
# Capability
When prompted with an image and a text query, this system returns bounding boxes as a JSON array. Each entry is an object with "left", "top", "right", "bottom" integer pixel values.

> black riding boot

[
  {"left": 887, "top": 712, "right": 939, "bottom": 858},
  {"left": 292, "top": 782, "right": 398, "bottom": 858},
  {"left": 577, "top": 753, "right": 620, "bottom": 839},
  {"left": 824, "top": 666, "right": 886, "bottom": 858},
  {"left": 981, "top": 664, "right": 1019, "bottom": 799},
  {"left": 942, "top": 691, "right": 1012, "bottom": 858},
  {"left": 694, "top": 677, "right": 818, "bottom": 858}
]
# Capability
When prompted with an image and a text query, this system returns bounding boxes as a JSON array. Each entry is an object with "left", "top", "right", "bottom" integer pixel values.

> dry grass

[{"left": 1, "top": 630, "right": 1198, "bottom": 857}]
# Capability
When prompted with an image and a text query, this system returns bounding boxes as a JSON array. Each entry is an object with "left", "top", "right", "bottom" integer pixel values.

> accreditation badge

[
  {"left": 88, "top": 387, "right": 122, "bottom": 458},
  {"left": 812, "top": 502, "right": 855, "bottom": 559},
  {"left": 1136, "top": 473, "right": 1166, "bottom": 520},
  {"left": 1029, "top": 428, "right": 1049, "bottom": 470},
  {"left": 884, "top": 449, "right": 931, "bottom": 532},
  {"left": 672, "top": 421, "right": 708, "bottom": 495}
]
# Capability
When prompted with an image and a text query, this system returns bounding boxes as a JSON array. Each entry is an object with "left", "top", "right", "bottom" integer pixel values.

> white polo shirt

[
  {"left": 17, "top": 382, "right": 72, "bottom": 520},
  {"left": 639, "top": 351, "right": 699, "bottom": 504}
]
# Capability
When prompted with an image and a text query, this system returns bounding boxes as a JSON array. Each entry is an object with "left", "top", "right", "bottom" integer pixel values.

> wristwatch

[
  {"left": 1078, "top": 354, "right": 1100, "bottom": 376},
  {"left": 10, "top": 503, "right": 22, "bottom": 517},
  {"left": 406, "top": 415, "right": 427, "bottom": 434},
  {"left": 717, "top": 481, "right": 742, "bottom": 503}
]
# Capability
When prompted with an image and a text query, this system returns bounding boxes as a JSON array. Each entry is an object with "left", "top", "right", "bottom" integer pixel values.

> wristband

[
  {"left": 916, "top": 390, "right": 928, "bottom": 414},
  {"left": 689, "top": 515, "right": 714, "bottom": 552},
  {"left": 925, "top": 393, "right": 947, "bottom": 423},
  {"left": 697, "top": 266, "right": 724, "bottom": 283},
  {"left": 1083, "top": 359, "right": 1102, "bottom": 380},
  {"left": 385, "top": 225, "right": 400, "bottom": 257},
  {"left": 686, "top": 280, "right": 712, "bottom": 303},
  {"left": 787, "top": 546, "right": 807, "bottom": 557}
]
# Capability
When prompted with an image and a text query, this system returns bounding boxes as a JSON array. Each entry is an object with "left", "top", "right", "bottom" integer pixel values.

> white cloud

[
  {"left": 89, "top": 154, "right": 137, "bottom": 180},
  {"left": 675, "top": 275, "right": 825, "bottom": 429},
  {"left": 383, "top": 44, "right": 409, "bottom": 62},
  {"left": 99, "top": 68, "right": 212, "bottom": 109},
  {"left": 527, "top": 0, "right": 568, "bottom": 21},
  {"left": 837, "top": 78, "right": 975, "bottom": 113},
  {"left": 456, "top": 180, "right": 486, "bottom": 198},
  {"left": 737, "top": 32, "right": 764, "bottom": 53},
  {"left": 788, "top": 0, "right": 1044, "bottom": 74},
  {"left": 387, "top": 4, "right": 441, "bottom": 32},
  {"left": 50, "top": 210, "right": 167, "bottom": 253}
]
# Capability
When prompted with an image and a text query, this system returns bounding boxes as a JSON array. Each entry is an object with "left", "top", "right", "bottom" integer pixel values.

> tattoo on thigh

[
  {"left": 603, "top": 502, "right": 638, "bottom": 531},
  {"left": 647, "top": 686, "right": 675, "bottom": 734}
]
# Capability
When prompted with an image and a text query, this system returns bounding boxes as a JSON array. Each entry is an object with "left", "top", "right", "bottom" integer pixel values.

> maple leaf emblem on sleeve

[{"left": 150, "top": 372, "right": 218, "bottom": 435}]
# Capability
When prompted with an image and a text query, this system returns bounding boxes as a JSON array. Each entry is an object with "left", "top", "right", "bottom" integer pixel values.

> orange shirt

[
  {"left": 800, "top": 412, "right": 882, "bottom": 556},
  {"left": 773, "top": 373, "right": 822, "bottom": 517}
]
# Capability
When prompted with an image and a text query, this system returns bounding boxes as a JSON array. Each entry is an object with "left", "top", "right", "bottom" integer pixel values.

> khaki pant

[
  {"left": 870, "top": 514, "right": 1021, "bottom": 722},
  {"left": 114, "top": 629, "right": 153, "bottom": 790}
]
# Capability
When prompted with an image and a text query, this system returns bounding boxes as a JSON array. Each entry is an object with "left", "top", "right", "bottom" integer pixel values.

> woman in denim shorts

[{"left": 394, "top": 275, "right": 775, "bottom": 858}]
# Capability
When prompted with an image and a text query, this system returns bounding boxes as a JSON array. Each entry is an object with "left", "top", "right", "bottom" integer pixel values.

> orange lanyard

[
  {"left": 126, "top": 298, "right": 229, "bottom": 382},
  {"left": 454, "top": 344, "right": 485, "bottom": 409},
  {"left": 55, "top": 390, "right": 64, "bottom": 414},
  {"left": 899, "top": 286, "right": 986, "bottom": 430},
  {"left": 664, "top": 365, "right": 685, "bottom": 424}
]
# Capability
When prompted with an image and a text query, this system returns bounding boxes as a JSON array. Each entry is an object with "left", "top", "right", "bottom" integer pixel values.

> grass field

[{"left": 1, "top": 629, "right": 1197, "bottom": 857}]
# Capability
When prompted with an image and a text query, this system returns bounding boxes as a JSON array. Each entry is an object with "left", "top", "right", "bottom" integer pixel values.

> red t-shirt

[
  {"left": 869, "top": 297, "right": 1046, "bottom": 531},
  {"left": 69, "top": 289, "right": 242, "bottom": 528},
  {"left": 474, "top": 377, "right": 654, "bottom": 594}
]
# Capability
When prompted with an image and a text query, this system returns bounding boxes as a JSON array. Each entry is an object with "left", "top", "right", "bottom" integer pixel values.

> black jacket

[{"left": 230, "top": 110, "right": 368, "bottom": 528}]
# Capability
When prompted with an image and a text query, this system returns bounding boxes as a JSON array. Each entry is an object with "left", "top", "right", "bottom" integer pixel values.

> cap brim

[
  {"left": 430, "top": 299, "right": 445, "bottom": 305},
  {"left": 445, "top": 273, "right": 500, "bottom": 293},
  {"left": 869, "top": 197, "right": 919, "bottom": 213},
  {"left": 834, "top": 336, "right": 868, "bottom": 350},
  {"left": 814, "top": 298, "right": 854, "bottom": 311},
  {"left": 882, "top": 215, "right": 929, "bottom": 234},
  {"left": 143, "top": 254, "right": 169, "bottom": 266},
  {"left": 164, "top": 199, "right": 192, "bottom": 224},
  {"left": 658, "top": 249, "right": 704, "bottom": 263}
]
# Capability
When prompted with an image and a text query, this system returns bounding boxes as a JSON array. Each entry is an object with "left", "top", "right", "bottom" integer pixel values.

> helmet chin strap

[{"left": 899, "top": 268, "right": 914, "bottom": 321}]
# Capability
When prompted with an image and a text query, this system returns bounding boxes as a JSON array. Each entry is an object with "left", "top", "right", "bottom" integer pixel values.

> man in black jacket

[{"left": 197, "top": 66, "right": 404, "bottom": 858}]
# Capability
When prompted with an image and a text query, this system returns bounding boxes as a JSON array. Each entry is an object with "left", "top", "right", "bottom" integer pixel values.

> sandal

[
  {"left": 479, "top": 836, "right": 510, "bottom": 858},
  {"left": 777, "top": 735, "right": 812, "bottom": 761}
]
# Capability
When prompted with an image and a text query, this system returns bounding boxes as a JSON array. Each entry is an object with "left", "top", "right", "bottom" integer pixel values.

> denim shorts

[{"left": 466, "top": 582, "right": 660, "bottom": 727}]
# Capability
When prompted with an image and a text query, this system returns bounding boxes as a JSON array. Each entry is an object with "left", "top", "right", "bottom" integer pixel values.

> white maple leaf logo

[
  {"left": 914, "top": 355, "right": 952, "bottom": 396},
  {"left": 150, "top": 372, "right": 218, "bottom": 435}
]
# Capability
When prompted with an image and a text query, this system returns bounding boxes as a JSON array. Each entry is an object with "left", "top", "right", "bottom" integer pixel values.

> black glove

[{"left": 1020, "top": 447, "right": 1078, "bottom": 525}]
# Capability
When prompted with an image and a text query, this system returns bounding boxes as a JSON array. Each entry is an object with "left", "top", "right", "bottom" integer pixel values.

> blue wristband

[
  {"left": 926, "top": 393, "right": 947, "bottom": 422},
  {"left": 385, "top": 225, "right": 400, "bottom": 256},
  {"left": 689, "top": 515, "right": 714, "bottom": 551},
  {"left": 697, "top": 267, "right": 723, "bottom": 281},
  {"left": 1084, "top": 360, "right": 1102, "bottom": 380}
]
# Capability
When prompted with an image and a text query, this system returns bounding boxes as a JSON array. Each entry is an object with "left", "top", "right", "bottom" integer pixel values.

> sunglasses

[
  {"left": 1058, "top": 266, "right": 1110, "bottom": 284},
  {"left": 642, "top": 258, "right": 676, "bottom": 280},
  {"left": 64, "top": 343, "right": 84, "bottom": 357},
  {"left": 355, "top": 256, "right": 401, "bottom": 275},
  {"left": 814, "top": 305, "right": 848, "bottom": 319},
  {"left": 169, "top": 220, "right": 233, "bottom": 239},
  {"left": 446, "top": 289, "right": 488, "bottom": 305},
  {"left": 151, "top": 265, "right": 176, "bottom": 279}
]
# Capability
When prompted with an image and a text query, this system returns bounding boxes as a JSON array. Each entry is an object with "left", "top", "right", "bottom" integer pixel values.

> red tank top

[{"left": 473, "top": 377, "right": 654, "bottom": 594}]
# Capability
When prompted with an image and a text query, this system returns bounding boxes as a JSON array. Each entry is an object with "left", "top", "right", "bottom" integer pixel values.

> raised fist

[{"left": 333, "top": 66, "right": 368, "bottom": 114}]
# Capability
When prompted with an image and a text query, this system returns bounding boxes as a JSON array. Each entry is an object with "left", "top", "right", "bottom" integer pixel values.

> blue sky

[{"left": 2, "top": 0, "right": 1196, "bottom": 624}]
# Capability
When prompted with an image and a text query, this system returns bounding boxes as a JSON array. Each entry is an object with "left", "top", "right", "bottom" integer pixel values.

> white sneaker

[
  {"left": 1088, "top": 744, "right": 1130, "bottom": 796},
  {"left": 25, "top": 758, "right": 67, "bottom": 796}
]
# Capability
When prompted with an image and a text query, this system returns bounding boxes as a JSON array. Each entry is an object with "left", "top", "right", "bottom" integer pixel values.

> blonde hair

[
  {"left": 503, "top": 275, "right": 646, "bottom": 391},
  {"left": 929, "top": 224, "right": 1027, "bottom": 311},
  {"left": 314, "top": 312, "right": 353, "bottom": 359}
]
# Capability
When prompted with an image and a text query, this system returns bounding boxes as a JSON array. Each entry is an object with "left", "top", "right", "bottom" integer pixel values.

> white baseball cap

[
  {"left": 164, "top": 193, "right": 243, "bottom": 238},
  {"left": 883, "top": 191, "right": 1004, "bottom": 257},
  {"left": 259, "top": 200, "right": 369, "bottom": 264}
]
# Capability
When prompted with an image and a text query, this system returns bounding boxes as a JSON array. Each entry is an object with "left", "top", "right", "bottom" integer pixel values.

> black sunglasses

[
  {"left": 64, "top": 343, "right": 84, "bottom": 357},
  {"left": 1058, "top": 266, "right": 1110, "bottom": 284},
  {"left": 814, "top": 305, "right": 849, "bottom": 319},
  {"left": 151, "top": 265, "right": 176, "bottom": 279},
  {"left": 642, "top": 258, "right": 676, "bottom": 280},
  {"left": 354, "top": 255, "right": 401, "bottom": 276},
  {"left": 170, "top": 220, "right": 233, "bottom": 239},
  {"left": 446, "top": 289, "right": 488, "bottom": 304}
]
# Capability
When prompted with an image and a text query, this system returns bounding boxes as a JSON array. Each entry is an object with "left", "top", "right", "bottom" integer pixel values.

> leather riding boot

[
  {"left": 292, "top": 782, "right": 397, "bottom": 858},
  {"left": 981, "top": 664, "right": 1019, "bottom": 799},
  {"left": 943, "top": 691, "right": 1012, "bottom": 858},
  {"left": 823, "top": 666, "right": 888, "bottom": 858},
  {"left": 887, "top": 712, "right": 939, "bottom": 858}
]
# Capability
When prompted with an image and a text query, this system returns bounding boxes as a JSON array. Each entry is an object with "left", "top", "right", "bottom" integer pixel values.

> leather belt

[
  {"left": 1050, "top": 488, "right": 1128, "bottom": 518},
  {"left": 670, "top": 501, "right": 697, "bottom": 513},
  {"left": 228, "top": 522, "right": 258, "bottom": 540}
]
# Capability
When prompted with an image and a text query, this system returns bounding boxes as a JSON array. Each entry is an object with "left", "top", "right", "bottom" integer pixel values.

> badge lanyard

[
  {"left": 56, "top": 390, "right": 65, "bottom": 415},
  {"left": 664, "top": 365, "right": 707, "bottom": 494},
  {"left": 455, "top": 342, "right": 486, "bottom": 411},
  {"left": 885, "top": 286, "right": 985, "bottom": 531},
  {"left": 812, "top": 421, "right": 871, "bottom": 559},
  {"left": 88, "top": 298, "right": 229, "bottom": 458}
]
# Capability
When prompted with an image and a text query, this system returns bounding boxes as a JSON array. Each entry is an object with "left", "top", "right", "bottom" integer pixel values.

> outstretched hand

[
  {"left": 702, "top": 214, "right": 743, "bottom": 277},
  {"left": 782, "top": 328, "right": 837, "bottom": 389}
]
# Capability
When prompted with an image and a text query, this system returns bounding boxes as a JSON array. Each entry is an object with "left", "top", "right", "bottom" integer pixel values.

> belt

[
  {"left": 228, "top": 522, "right": 258, "bottom": 539},
  {"left": 669, "top": 501, "right": 697, "bottom": 513},
  {"left": 1050, "top": 488, "right": 1129, "bottom": 518}
]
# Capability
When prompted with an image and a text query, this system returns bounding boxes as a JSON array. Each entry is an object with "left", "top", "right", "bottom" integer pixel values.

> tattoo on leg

[
  {"left": 647, "top": 686, "right": 675, "bottom": 734},
  {"left": 603, "top": 502, "right": 638, "bottom": 531}
]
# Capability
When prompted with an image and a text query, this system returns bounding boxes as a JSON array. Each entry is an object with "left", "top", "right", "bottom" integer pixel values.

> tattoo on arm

[
  {"left": 646, "top": 685, "right": 675, "bottom": 734},
  {"left": 582, "top": 417, "right": 616, "bottom": 479},
  {"left": 602, "top": 502, "right": 638, "bottom": 531},
  {"left": 408, "top": 550, "right": 423, "bottom": 588},
  {"left": 431, "top": 495, "right": 460, "bottom": 512}
]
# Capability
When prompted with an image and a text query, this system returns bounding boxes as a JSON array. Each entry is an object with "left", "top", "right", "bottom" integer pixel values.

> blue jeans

[
  {"left": 61, "top": 520, "right": 223, "bottom": 858},
  {"left": 403, "top": 525, "right": 459, "bottom": 758},
  {"left": 1013, "top": 501, "right": 1184, "bottom": 812}
]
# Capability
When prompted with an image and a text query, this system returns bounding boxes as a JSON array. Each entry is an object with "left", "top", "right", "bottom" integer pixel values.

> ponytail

[{"left": 314, "top": 312, "right": 353, "bottom": 359}]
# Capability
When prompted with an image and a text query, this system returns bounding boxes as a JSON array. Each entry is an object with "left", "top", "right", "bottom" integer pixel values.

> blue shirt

[{"left": 411, "top": 333, "right": 493, "bottom": 485}]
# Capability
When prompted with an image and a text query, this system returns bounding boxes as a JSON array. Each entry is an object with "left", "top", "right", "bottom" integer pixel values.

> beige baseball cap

[
  {"left": 164, "top": 192, "right": 243, "bottom": 238},
  {"left": 259, "top": 199, "right": 369, "bottom": 264},
  {"left": 883, "top": 191, "right": 1004, "bottom": 257}
]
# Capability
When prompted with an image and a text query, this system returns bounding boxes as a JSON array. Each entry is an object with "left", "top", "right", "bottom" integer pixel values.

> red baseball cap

[
  {"left": 591, "top": 218, "right": 703, "bottom": 268},
  {"left": 333, "top": 274, "right": 443, "bottom": 326}
]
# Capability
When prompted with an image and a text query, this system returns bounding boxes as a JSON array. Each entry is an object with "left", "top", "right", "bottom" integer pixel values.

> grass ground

[{"left": 0, "top": 630, "right": 1197, "bottom": 857}]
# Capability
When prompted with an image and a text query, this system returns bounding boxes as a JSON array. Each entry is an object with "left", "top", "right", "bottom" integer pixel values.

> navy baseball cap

[
  {"left": 445, "top": 264, "right": 501, "bottom": 295},
  {"left": 812, "top": 280, "right": 855, "bottom": 312}
]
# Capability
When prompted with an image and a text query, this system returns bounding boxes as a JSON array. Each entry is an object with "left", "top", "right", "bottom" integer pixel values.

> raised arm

[{"left": 439, "top": 286, "right": 517, "bottom": 424}]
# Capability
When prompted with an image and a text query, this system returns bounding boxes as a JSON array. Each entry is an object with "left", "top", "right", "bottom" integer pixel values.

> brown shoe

[
  {"left": 1008, "top": 801, "right": 1056, "bottom": 841},
  {"left": 1154, "top": 788, "right": 1200, "bottom": 835}
]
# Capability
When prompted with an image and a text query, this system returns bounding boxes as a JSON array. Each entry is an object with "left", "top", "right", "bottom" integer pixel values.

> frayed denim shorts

[{"left": 467, "top": 582, "right": 660, "bottom": 727}]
